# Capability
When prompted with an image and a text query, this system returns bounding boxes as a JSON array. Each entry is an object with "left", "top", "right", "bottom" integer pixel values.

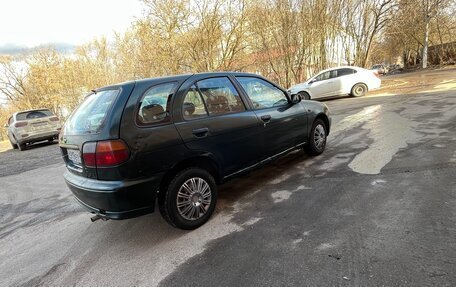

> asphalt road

[{"left": 1, "top": 68, "right": 455, "bottom": 286}]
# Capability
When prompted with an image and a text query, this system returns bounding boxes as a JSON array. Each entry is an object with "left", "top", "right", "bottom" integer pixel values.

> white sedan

[{"left": 288, "top": 66, "right": 381, "bottom": 100}]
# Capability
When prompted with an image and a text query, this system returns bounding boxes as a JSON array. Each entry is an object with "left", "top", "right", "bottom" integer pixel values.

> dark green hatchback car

[{"left": 60, "top": 72, "right": 331, "bottom": 229}]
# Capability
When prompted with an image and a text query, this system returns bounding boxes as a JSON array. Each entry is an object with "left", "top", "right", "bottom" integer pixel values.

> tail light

[
  {"left": 82, "top": 142, "right": 97, "bottom": 167},
  {"left": 15, "top": 122, "right": 28, "bottom": 127},
  {"left": 49, "top": 116, "right": 60, "bottom": 121},
  {"left": 82, "top": 140, "right": 130, "bottom": 168}
]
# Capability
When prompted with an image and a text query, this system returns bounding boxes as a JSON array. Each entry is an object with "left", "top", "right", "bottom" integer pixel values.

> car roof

[
  {"left": 98, "top": 72, "right": 264, "bottom": 91},
  {"left": 317, "top": 66, "right": 364, "bottom": 74}
]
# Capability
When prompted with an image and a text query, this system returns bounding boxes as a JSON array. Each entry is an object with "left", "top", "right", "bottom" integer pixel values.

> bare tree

[
  {"left": 0, "top": 56, "right": 29, "bottom": 108},
  {"left": 420, "top": 0, "right": 446, "bottom": 68},
  {"left": 383, "top": 0, "right": 454, "bottom": 67},
  {"left": 1, "top": 0, "right": 455, "bottom": 126},
  {"left": 341, "top": 0, "right": 396, "bottom": 67}
]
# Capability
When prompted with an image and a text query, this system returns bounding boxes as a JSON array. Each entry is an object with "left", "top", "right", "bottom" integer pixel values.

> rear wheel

[
  {"left": 17, "top": 142, "right": 26, "bottom": 151},
  {"left": 305, "top": 119, "right": 327, "bottom": 156},
  {"left": 351, "top": 83, "right": 368, "bottom": 97},
  {"left": 298, "top": 91, "right": 311, "bottom": 100},
  {"left": 13, "top": 135, "right": 26, "bottom": 151},
  {"left": 9, "top": 139, "right": 18, "bottom": 149},
  {"left": 159, "top": 167, "right": 217, "bottom": 230}
]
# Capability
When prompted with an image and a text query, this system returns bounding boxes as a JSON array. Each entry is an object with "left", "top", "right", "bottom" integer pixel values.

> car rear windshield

[
  {"left": 16, "top": 109, "right": 53, "bottom": 121},
  {"left": 65, "top": 89, "right": 119, "bottom": 134}
]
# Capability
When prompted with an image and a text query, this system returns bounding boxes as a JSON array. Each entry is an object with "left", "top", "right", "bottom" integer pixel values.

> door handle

[
  {"left": 260, "top": 115, "right": 272, "bottom": 122},
  {"left": 192, "top": 127, "right": 209, "bottom": 138}
]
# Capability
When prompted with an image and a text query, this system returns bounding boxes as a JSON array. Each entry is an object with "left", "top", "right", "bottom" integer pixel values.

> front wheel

[
  {"left": 305, "top": 119, "right": 327, "bottom": 156},
  {"left": 351, "top": 83, "right": 368, "bottom": 97},
  {"left": 159, "top": 168, "right": 217, "bottom": 230}
]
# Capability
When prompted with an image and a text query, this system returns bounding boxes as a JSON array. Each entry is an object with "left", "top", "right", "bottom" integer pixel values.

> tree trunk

[
  {"left": 422, "top": 0, "right": 430, "bottom": 69},
  {"left": 422, "top": 18, "right": 429, "bottom": 68}
]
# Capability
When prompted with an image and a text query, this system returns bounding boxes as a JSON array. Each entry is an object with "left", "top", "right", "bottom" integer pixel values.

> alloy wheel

[
  {"left": 314, "top": 124, "right": 326, "bottom": 150},
  {"left": 355, "top": 85, "right": 365, "bottom": 95},
  {"left": 176, "top": 177, "right": 212, "bottom": 221}
]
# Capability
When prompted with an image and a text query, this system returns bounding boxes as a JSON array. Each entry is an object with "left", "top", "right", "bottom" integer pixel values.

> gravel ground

[{"left": 0, "top": 141, "right": 61, "bottom": 177}]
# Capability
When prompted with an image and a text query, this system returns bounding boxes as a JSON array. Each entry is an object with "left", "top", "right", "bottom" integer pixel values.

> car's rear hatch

[
  {"left": 60, "top": 83, "right": 135, "bottom": 179},
  {"left": 15, "top": 109, "right": 60, "bottom": 134}
]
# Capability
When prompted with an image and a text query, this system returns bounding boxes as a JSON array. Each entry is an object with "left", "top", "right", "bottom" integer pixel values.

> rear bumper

[
  {"left": 64, "top": 171, "right": 164, "bottom": 220},
  {"left": 18, "top": 130, "right": 59, "bottom": 144},
  {"left": 369, "top": 78, "right": 382, "bottom": 91}
]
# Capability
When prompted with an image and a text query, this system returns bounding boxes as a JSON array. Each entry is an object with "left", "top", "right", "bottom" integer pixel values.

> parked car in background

[
  {"left": 388, "top": 64, "right": 404, "bottom": 74},
  {"left": 5, "top": 109, "right": 61, "bottom": 151},
  {"left": 288, "top": 66, "right": 381, "bottom": 100},
  {"left": 371, "top": 64, "right": 388, "bottom": 75},
  {"left": 59, "top": 72, "right": 331, "bottom": 230}
]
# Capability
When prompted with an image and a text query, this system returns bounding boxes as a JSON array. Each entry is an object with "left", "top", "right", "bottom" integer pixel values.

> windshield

[{"left": 65, "top": 89, "right": 119, "bottom": 134}]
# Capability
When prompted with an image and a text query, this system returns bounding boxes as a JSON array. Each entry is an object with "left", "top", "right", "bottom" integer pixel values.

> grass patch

[{"left": 0, "top": 140, "right": 11, "bottom": 153}]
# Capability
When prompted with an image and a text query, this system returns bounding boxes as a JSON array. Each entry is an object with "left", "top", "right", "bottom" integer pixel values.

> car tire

[
  {"left": 305, "top": 119, "right": 327, "bottom": 156},
  {"left": 351, "top": 83, "right": 368, "bottom": 97},
  {"left": 9, "top": 139, "right": 18, "bottom": 149},
  {"left": 158, "top": 167, "right": 217, "bottom": 230},
  {"left": 17, "top": 142, "right": 27, "bottom": 151},
  {"left": 298, "top": 91, "right": 311, "bottom": 100}
]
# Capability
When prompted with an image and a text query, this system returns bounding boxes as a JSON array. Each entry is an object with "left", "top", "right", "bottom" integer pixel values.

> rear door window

[
  {"left": 16, "top": 109, "right": 53, "bottom": 120},
  {"left": 66, "top": 89, "right": 119, "bottom": 133},
  {"left": 196, "top": 77, "right": 245, "bottom": 116},
  {"left": 138, "top": 82, "right": 176, "bottom": 125},
  {"left": 182, "top": 85, "right": 208, "bottom": 120},
  {"left": 337, "top": 68, "right": 356, "bottom": 77}
]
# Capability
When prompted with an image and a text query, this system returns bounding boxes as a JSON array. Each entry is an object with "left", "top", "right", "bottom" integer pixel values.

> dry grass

[{"left": 0, "top": 140, "right": 11, "bottom": 153}]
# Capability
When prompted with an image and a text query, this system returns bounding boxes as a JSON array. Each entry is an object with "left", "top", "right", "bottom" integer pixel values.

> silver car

[
  {"left": 5, "top": 109, "right": 62, "bottom": 151},
  {"left": 371, "top": 64, "right": 388, "bottom": 75}
]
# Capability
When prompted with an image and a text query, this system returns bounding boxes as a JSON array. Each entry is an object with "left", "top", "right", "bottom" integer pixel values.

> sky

[{"left": 0, "top": 0, "right": 145, "bottom": 48}]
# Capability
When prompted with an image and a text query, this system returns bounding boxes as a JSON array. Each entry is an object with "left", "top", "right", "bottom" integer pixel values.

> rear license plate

[
  {"left": 32, "top": 122, "right": 47, "bottom": 127},
  {"left": 67, "top": 149, "right": 82, "bottom": 165}
]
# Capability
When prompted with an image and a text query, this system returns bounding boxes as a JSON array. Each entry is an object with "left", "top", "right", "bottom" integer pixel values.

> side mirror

[
  {"left": 309, "top": 79, "right": 316, "bottom": 85},
  {"left": 3, "top": 124, "right": 8, "bottom": 128},
  {"left": 290, "top": 93, "right": 301, "bottom": 104}
]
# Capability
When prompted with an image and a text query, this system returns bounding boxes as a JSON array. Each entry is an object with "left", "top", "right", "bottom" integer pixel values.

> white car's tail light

[{"left": 15, "top": 122, "right": 28, "bottom": 127}]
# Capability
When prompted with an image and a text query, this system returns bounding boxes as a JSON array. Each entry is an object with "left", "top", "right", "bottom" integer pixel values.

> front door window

[{"left": 235, "top": 77, "right": 288, "bottom": 109}]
